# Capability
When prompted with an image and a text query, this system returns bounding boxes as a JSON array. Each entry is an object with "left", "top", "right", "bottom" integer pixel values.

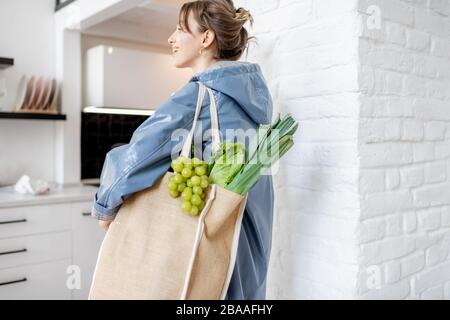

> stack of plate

[{"left": 15, "top": 75, "right": 60, "bottom": 113}]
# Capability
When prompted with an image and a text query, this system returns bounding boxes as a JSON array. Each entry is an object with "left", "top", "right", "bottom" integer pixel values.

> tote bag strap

[
  {"left": 180, "top": 82, "right": 221, "bottom": 158},
  {"left": 206, "top": 86, "right": 220, "bottom": 154},
  {"left": 179, "top": 82, "right": 222, "bottom": 300}
]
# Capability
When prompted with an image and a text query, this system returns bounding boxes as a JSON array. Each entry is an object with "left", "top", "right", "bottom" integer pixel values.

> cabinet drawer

[
  {"left": 0, "top": 231, "right": 71, "bottom": 269},
  {"left": 0, "top": 204, "right": 71, "bottom": 239},
  {"left": 0, "top": 259, "right": 72, "bottom": 299}
]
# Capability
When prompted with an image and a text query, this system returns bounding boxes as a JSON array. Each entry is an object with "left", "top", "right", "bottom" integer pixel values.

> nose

[{"left": 168, "top": 31, "right": 175, "bottom": 46}]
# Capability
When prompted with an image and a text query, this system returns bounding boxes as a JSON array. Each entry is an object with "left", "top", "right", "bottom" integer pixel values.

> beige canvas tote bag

[{"left": 89, "top": 82, "right": 248, "bottom": 300}]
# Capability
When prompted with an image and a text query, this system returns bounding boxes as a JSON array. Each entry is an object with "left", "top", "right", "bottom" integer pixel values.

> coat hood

[{"left": 189, "top": 61, "right": 273, "bottom": 125}]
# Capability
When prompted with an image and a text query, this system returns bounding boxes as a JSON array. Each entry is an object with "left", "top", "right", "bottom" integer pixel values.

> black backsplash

[{"left": 81, "top": 112, "right": 149, "bottom": 181}]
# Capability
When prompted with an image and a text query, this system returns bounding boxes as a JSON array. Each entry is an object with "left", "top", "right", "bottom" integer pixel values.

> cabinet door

[
  {"left": 0, "top": 259, "right": 72, "bottom": 300},
  {"left": 0, "top": 231, "right": 71, "bottom": 269},
  {"left": 71, "top": 202, "right": 105, "bottom": 300}
]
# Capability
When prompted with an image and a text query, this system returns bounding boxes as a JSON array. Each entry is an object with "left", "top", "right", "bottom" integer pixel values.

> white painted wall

[{"left": 0, "top": 0, "right": 56, "bottom": 186}]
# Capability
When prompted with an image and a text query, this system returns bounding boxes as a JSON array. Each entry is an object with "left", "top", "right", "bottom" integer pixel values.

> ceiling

[{"left": 83, "top": 0, "right": 188, "bottom": 48}]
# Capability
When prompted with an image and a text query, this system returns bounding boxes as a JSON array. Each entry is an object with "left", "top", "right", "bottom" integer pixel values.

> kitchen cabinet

[
  {"left": 71, "top": 202, "right": 104, "bottom": 300},
  {"left": 0, "top": 259, "right": 72, "bottom": 300},
  {"left": 0, "top": 231, "right": 71, "bottom": 270},
  {"left": 0, "top": 186, "right": 104, "bottom": 300}
]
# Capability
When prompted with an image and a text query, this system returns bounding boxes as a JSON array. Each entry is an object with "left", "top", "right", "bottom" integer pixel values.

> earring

[{"left": 199, "top": 47, "right": 204, "bottom": 55}]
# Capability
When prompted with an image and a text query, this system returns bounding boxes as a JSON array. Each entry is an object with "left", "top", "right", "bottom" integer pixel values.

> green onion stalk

[{"left": 207, "top": 114, "right": 299, "bottom": 195}]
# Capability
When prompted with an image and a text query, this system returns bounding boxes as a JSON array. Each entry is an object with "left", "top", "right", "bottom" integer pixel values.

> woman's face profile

[{"left": 167, "top": 12, "right": 205, "bottom": 69}]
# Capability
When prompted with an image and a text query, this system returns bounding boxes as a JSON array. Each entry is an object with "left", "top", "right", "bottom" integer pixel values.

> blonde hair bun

[{"left": 235, "top": 7, "right": 252, "bottom": 23}]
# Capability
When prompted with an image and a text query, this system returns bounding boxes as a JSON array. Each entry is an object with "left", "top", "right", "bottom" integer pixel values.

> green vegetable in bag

[
  {"left": 208, "top": 113, "right": 299, "bottom": 195},
  {"left": 207, "top": 141, "right": 246, "bottom": 188},
  {"left": 168, "top": 113, "right": 299, "bottom": 214}
]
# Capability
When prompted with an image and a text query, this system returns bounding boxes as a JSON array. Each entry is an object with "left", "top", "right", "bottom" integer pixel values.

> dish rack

[{"left": 14, "top": 75, "right": 60, "bottom": 114}]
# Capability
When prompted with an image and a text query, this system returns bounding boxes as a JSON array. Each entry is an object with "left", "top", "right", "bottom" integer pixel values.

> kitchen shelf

[
  {"left": 55, "top": 0, "right": 77, "bottom": 12},
  {"left": 0, "top": 111, "right": 66, "bottom": 121},
  {"left": 83, "top": 106, "right": 155, "bottom": 116},
  {"left": 0, "top": 57, "right": 14, "bottom": 69}
]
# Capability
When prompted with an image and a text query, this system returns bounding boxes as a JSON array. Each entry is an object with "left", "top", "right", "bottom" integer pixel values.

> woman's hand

[{"left": 99, "top": 220, "right": 113, "bottom": 232}]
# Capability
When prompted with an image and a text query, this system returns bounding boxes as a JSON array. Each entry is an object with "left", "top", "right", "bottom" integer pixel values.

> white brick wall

[
  {"left": 236, "top": 0, "right": 450, "bottom": 299},
  {"left": 357, "top": 0, "right": 450, "bottom": 299},
  {"left": 237, "top": 0, "right": 361, "bottom": 299}
]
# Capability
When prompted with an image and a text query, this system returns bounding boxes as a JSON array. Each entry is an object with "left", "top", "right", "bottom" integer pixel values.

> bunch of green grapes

[{"left": 167, "top": 156, "right": 210, "bottom": 216}]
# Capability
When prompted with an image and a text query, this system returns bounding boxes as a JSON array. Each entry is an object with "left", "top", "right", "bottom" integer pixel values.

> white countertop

[{"left": 0, "top": 183, "right": 98, "bottom": 208}]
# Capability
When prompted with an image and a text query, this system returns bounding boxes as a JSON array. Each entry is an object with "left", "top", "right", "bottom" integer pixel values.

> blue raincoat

[{"left": 91, "top": 60, "right": 274, "bottom": 300}]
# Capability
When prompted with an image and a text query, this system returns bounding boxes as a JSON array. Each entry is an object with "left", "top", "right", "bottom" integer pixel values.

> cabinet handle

[
  {"left": 82, "top": 212, "right": 91, "bottom": 217},
  {"left": 0, "top": 219, "right": 27, "bottom": 225},
  {"left": 0, "top": 248, "right": 27, "bottom": 256},
  {"left": 0, "top": 278, "right": 27, "bottom": 287}
]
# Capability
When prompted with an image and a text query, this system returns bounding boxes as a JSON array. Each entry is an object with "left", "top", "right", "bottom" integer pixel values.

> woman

[{"left": 91, "top": 0, "right": 274, "bottom": 300}]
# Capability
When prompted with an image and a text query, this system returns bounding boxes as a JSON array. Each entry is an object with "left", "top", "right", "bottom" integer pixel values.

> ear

[{"left": 202, "top": 29, "right": 216, "bottom": 48}]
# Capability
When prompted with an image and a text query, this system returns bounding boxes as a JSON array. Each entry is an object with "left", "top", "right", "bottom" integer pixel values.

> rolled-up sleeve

[{"left": 91, "top": 82, "right": 199, "bottom": 221}]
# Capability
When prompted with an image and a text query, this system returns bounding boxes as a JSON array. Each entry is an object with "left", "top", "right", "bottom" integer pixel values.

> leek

[
  {"left": 207, "top": 113, "right": 299, "bottom": 195},
  {"left": 207, "top": 141, "right": 246, "bottom": 187}
]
